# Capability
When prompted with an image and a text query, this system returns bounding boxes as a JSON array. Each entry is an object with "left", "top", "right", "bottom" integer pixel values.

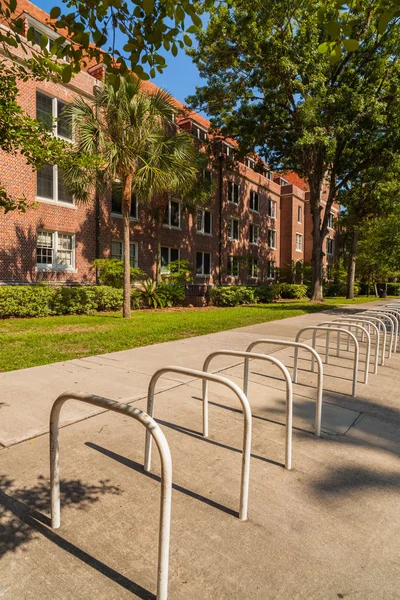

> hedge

[{"left": 209, "top": 286, "right": 257, "bottom": 307}]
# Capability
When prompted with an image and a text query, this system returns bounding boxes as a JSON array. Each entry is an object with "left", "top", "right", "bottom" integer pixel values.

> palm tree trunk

[
  {"left": 122, "top": 173, "right": 133, "bottom": 318},
  {"left": 346, "top": 228, "right": 358, "bottom": 299}
]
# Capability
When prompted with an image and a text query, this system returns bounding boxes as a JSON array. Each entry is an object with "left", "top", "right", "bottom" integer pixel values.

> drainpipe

[{"left": 95, "top": 101, "right": 100, "bottom": 284}]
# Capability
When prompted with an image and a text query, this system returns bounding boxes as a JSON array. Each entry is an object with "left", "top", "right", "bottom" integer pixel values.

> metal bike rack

[
  {"left": 50, "top": 391, "right": 172, "bottom": 600},
  {"left": 295, "top": 327, "right": 359, "bottom": 397},
  {"left": 241, "top": 340, "right": 323, "bottom": 438},
  {"left": 348, "top": 315, "right": 388, "bottom": 364},
  {"left": 144, "top": 366, "right": 252, "bottom": 521},
  {"left": 331, "top": 318, "right": 380, "bottom": 373},
  {"left": 317, "top": 322, "right": 370, "bottom": 384},
  {"left": 201, "top": 350, "right": 293, "bottom": 469},
  {"left": 361, "top": 312, "right": 395, "bottom": 358},
  {"left": 362, "top": 311, "right": 397, "bottom": 354}
]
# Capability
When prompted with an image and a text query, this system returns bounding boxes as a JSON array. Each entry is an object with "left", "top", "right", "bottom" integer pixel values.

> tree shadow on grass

[{"left": 0, "top": 474, "right": 155, "bottom": 599}]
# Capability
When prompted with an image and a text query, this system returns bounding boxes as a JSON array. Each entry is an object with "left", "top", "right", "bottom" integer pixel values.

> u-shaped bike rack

[
  {"left": 317, "top": 322, "right": 370, "bottom": 385},
  {"left": 347, "top": 315, "right": 388, "bottom": 365},
  {"left": 295, "top": 327, "right": 359, "bottom": 397},
  {"left": 361, "top": 312, "right": 395, "bottom": 358},
  {"left": 201, "top": 350, "right": 293, "bottom": 469},
  {"left": 371, "top": 309, "right": 399, "bottom": 348},
  {"left": 331, "top": 318, "right": 380, "bottom": 373},
  {"left": 242, "top": 340, "right": 323, "bottom": 438},
  {"left": 144, "top": 366, "right": 252, "bottom": 521},
  {"left": 50, "top": 391, "right": 172, "bottom": 600},
  {"left": 362, "top": 311, "right": 397, "bottom": 354}
]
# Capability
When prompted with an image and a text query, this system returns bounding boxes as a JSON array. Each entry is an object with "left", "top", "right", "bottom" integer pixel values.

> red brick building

[{"left": 0, "top": 0, "right": 339, "bottom": 286}]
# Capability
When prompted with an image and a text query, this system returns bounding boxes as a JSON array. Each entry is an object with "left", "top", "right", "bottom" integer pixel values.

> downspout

[{"left": 95, "top": 100, "right": 100, "bottom": 284}]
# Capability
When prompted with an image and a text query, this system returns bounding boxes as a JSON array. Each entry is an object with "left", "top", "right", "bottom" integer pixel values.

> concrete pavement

[{"left": 1, "top": 299, "right": 399, "bottom": 599}]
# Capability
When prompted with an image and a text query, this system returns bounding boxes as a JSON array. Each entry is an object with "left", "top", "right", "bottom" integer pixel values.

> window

[
  {"left": 36, "top": 230, "right": 75, "bottom": 270},
  {"left": 249, "top": 258, "right": 259, "bottom": 279},
  {"left": 267, "top": 229, "right": 277, "bottom": 249},
  {"left": 111, "top": 240, "right": 138, "bottom": 267},
  {"left": 192, "top": 124, "right": 208, "bottom": 142},
  {"left": 327, "top": 213, "right": 335, "bottom": 229},
  {"left": 111, "top": 181, "right": 138, "bottom": 219},
  {"left": 228, "top": 181, "right": 240, "bottom": 204},
  {"left": 161, "top": 247, "right": 180, "bottom": 272},
  {"left": 32, "top": 25, "right": 70, "bottom": 61},
  {"left": 227, "top": 256, "right": 240, "bottom": 278},
  {"left": 326, "top": 238, "right": 334, "bottom": 256},
  {"left": 264, "top": 169, "right": 272, "bottom": 181},
  {"left": 250, "top": 224, "right": 260, "bottom": 245},
  {"left": 267, "top": 261, "right": 277, "bottom": 280},
  {"left": 196, "top": 252, "right": 211, "bottom": 276},
  {"left": 298, "top": 206, "right": 302, "bottom": 223},
  {"left": 163, "top": 199, "right": 181, "bottom": 228},
  {"left": 249, "top": 190, "right": 259, "bottom": 212},
  {"left": 202, "top": 169, "right": 213, "bottom": 182},
  {"left": 326, "top": 264, "right": 333, "bottom": 280},
  {"left": 37, "top": 164, "right": 73, "bottom": 204},
  {"left": 296, "top": 233, "right": 303, "bottom": 252},
  {"left": 36, "top": 91, "right": 72, "bottom": 140},
  {"left": 246, "top": 157, "right": 256, "bottom": 170},
  {"left": 280, "top": 177, "right": 288, "bottom": 185},
  {"left": 223, "top": 143, "right": 235, "bottom": 158},
  {"left": 228, "top": 219, "right": 240, "bottom": 240},
  {"left": 268, "top": 199, "right": 277, "bottom": 219},
  {"left": 197, "top": 209, "right": 212, "bottom": 235}
]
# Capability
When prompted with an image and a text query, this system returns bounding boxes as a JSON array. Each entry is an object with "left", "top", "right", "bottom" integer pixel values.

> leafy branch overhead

[{"left": 0, "top": 0, "right": 211, "bottom": 82}]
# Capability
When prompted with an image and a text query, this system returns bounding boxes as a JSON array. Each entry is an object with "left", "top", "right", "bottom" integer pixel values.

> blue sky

[{"left": 33, "top": 0, "right": 205, "bottom": 106}]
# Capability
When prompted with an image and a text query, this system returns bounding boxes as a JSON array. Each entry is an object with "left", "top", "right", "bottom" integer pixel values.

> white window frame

[
  {"left": 111, "top": 240, "right": 139, "bottom": 267},
  {"left": 228, "top": 218, "right": 240, "bottom": 240},
  {"left": 110, "top": 181, "right": 138, "bottom": 221},
  {"left": 296, "top": 233, "right": 303, "bottom": 252},
  {"left": 196, "top": 252, "right": 212, "bottom": 277},
  {"left": 36, "top": 230, "right": 76, "bottom": 271},
  {"left": 228, "top": 181, "right": 240, "bottom": 204},
  {"left": 326, "top": 237, "right": 334, "bottom": 256},
  {"left": 223, "top": 142, "right": 235, "bottom": 158},
  {"left": 268, "top": 199, "right": 277, "bottom": 219},
  {"left": 227, "top": 255, "right": 240, "bottom": 278},
  {"left": 36, "top": 164, "right": 75, "bottom": 207},
  {"left": 161, "top": 247, "right": 181, "bottom": 273},
  {"left": 196, "top": 208, "right": 213, "bottom": 235},
  {"left": 298, "top": 205, "right": 302, "bottom": 224},
  {"left": 246, "top": 157, "right": 256, "bottom": 170},
  {"left": 201, "top": 168, "right": 213, "bottom": 182},
  {"left": 327, "top": 212, "right": 335, "bottom": 229},
  {"left": 268, "top": 229, "right": 277, "bottom": 249},
  {"left": 249, "top": 258, "right": 259, "bottom": 279},
  {"left": 28, "top": 16, "right": 70, "bottom": 61},
  {"left": 249, "top": 190, "right": 259, "bottom": 213},
  {"left": 264, "top": 169, "right": 272, "bottom": 181},
  {"left": 267, "top": 261, "right": 277, "bottom": 280},
  {"left": 36, "top": 90, "right": 73, "bottom": 141},
  {"left": 192, "top": 123, "right": 208, "bottom": 142},
  {"left": 250, "top": 224, "right": 260, "bottom": 245},
  {"left": 163, "top": 199, "right": 181, "bottom": 230}
]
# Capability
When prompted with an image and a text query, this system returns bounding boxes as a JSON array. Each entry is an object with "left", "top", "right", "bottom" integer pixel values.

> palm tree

[{"left": 64, "top": 77, "right": 202, "bottom": 317}]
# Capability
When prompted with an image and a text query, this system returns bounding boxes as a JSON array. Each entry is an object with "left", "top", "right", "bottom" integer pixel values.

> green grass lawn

[{"left": 0, "top": 295, "right": 389, "bottom": 372}]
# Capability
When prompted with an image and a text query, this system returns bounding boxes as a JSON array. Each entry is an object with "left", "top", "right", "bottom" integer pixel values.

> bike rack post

[
  {"left": 361, "top": 312, "right": 395, "bottom": 358},
  {"left": 362, "top": 311, "right": 397, "bottom": 354},
  {"left": 317, "top": 322, "right": 370, "bottom": 384},
  {"left": 380, "top": 307, "right": 400, "bottom": 350},
  {"left": 144, "top": 366, "right": 252, "bottom": 521},
  {"left": 349, "top": 315, "right": 387, "bottom": 365},
  {"left": 295, "top": 327, "right": 359, "bottom": 397},
  {"left": 242, "top": 340, "right": 323, "bottom": 437},
  {"left": 50, "top": 391, "right": 172, "bottom": 600},
  {"left": 331, "top": 318, "right": 380, "bottom": 373},
  {"left": 201, "top": 350, "right": 293, "bottom": 468}
]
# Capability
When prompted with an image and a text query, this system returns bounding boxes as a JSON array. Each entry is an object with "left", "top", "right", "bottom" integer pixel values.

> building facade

[{"left": 0, "top": 0, "right": 339, "bottom": 287}]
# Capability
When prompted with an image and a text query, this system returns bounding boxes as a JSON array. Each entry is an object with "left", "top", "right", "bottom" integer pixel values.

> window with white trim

[
  {"left": 326, "top": 238, "right": 334, "bottom": 256},
  {"left": 196, "top": 252, "right": 211, "bottom": 276},
  {"left": 36, "top": 230, "right": 75, "bottom": 270},
  {"left": 202, "top": 168, "right": 213, "bottom": 182},
  {"left": 249, "top": 258, "right": 259, "bottom": 279},
  {"left": 30, "top": 19, "right": 70, "bottom": 61},
  {"left": 268, "top": 199, "right": 277, "bottom": 219},
  {"left": 264, "top": 169, "right": 272, "bottom": 180},
  {"left": 36, "top": 91, "right": 72, "bottom": 140},
  {"left": 298, "top": 205, "right": 302, "bottom": 223},
  {"left": 111, "top": 181, "right": 138, "bottom": 219},
  {"left": 228, "top": 218, "right": 240, "bottom": 240},
  {"left": 37, "top": 164, "right": 73, "bottom": 204},
  {"left": 249, "top": 190, "right": 259, "bottom": 212},
  {"left": 163, "top": 199, "right": 181, "bottom": 228},
  {"left": 111, "top": 240, "right": 138, "bottom": 267},
  {"left": 223, "top": 143, "right": 235, "bottom": 158},
  {"left": 267, "top": 261, "right": 277, "bottom": 280},
  {"left": 227, "top": 256, "right": 240, "bottom": 277},
  {"left": 228, "top": 181, "right": 240, "bottom": 204},
  {"left": 197, "top": 208, "right": 212, "bottom": 235},
  {"left": 267, "top": 229, "right": 277, "bottom": 249},
  {"left": 192, "top": 124, "right": 208, "bottom": 142},
  {"left": 246, "top": 157, "right": 256, "bottom": 170},
  {"left": 249, "top": 224, "right": 260, "bottom": 245},
  {"left": 327, "top": 212, "right": 335, "bottom": 229},
  {"left": 161, "top": 247, "right": 180, "bottom": 272},
  {"left": 296, "top": 233, "right": 303, "bottom": 252}
]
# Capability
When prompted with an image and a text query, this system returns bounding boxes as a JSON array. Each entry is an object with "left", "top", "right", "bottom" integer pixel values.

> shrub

[
  {"left": 277, "top": 283, "right": 308, "bottom": 299},
  {"left": 92, "top": 259, "right": 146, "bottom": 288},
  {"left": 157, "top": 282, "right": 185, "bottom": 307},
  {"left": 324, "top": 281, "right": 360, "bottom": 297},
  {"left": 0, "top": 285, "right": 56, "bottom": 318},
  {"left": 209, "top": 286, "right": 257, "bottom": 307},
  {"left": 137, "top": 279, "right": 166, "bottom": 308},
  {"left": 386, "top": 283, "right": 400, "bottom": 296},
  {"left": 50, "top": 287, "right": 99, "bottom": 315},
  {"left": 254, "top": 284, "right": 280, "bottom": 303},
  {"left": 93, "top": 286, "right": 123, "bottom": 311},
  {"left": 161, "top": 259, "right": 193, "bottom": 284}
]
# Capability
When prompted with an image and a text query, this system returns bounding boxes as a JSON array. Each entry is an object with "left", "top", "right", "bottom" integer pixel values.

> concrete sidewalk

[{"left": 1, "top": 299, "right": 400, "bottom": 599}]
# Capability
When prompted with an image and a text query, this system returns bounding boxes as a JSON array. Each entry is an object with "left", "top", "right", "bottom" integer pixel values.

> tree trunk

[
  {"left": 122, "top": 173, "right": 133, "bottom": 318},
  {"left": 155, "top": 196, "right": 168, "bottom": 283},
  {"left": 311, "top": 227, "right": 324, "bottom": 301},
  {"left": 346, "top": 228, "right": 359, "bottom": 299}
]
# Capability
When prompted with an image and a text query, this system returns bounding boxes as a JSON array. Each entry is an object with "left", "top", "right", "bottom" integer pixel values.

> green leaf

[
  {"left": 171, "top": 43, "right": 178, "bottom": 57},
  {"left": 327, "top": 20, "right": 340, "bottom": 39},
  {"left": 186, "top": 25, "right": 198, "bottom": 33},
  {"left": 190, "top": 13, "right": 202, "bottom": 27},
  {"left": 62, "top": 63, "right": 72, "bottom": 83},
  {"left": 27, "top": 26, "right": 35, "bottom": 42},
  {"left": 329, "top": 43, "right": 342, "bottom": 64},
  {"left": 40, "top": 34, "right": 48, "bottom": 50},
  {"left": 142, "top": 0, "right": 155, "bottom": 16},
  {"left": 343, "top": 38, "right": 359, "bottom": 52},
  {"left": 378, "top": 11, "right": 393, "bottom": 35},
  {"left": 317, "top": 7, "right": 325, "bottom": 24},
  {"left": 49, "top": 6, "right": 61, "bottom": 19},
  {"left": 183, "top": 33, "right": 192, "bottom": 47},
  {"left": 318, "top": 42, "right": 331, "bottom": 54}
]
